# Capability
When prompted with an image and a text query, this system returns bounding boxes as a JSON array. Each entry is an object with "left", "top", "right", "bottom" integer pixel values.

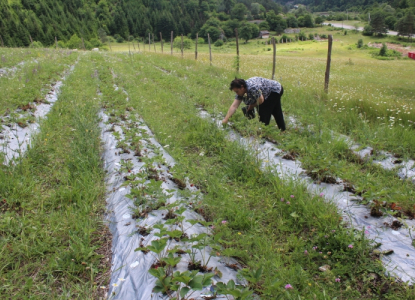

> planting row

[
  {"left": 97, "top": 65, "right": 247, "bottom": 299},
  {"left": 0, "top": 57, "right": 78, "bottom": 164},
  {"left": 200, "top": 108, "right": 415, "bottom": 284},
  {"left": 0, "top": 49, "right": 78, "bottom": 116},
  {"left": 0, "top": 48, "right": 46, "bottom": 69},
  {"left": 0, "top": 53, "right": 110, "bottom": 298}
]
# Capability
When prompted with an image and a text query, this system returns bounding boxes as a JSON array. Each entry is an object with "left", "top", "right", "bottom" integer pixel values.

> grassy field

[{"left": 0, "top": 29, "right": 415, "bottom": 298}]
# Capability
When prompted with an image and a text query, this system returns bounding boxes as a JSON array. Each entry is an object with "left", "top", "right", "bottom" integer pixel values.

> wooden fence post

[
  {"left": 131, "top": 37, "right": 136, "bottom": 50},
  {"left": 181, "top": 34, "right": 184, "bottom": 58},
  {"left": 171, "top": 31, "right": 173, "bottom": 55},
  {"left": 235, "top": 28, "right": 240, "bottom": 73},
  {"left": 195, "top": 33, "right": 198, "bottom": 60},
  {"left": 29, "top": 34, "right": 33, "bottom": 45},
  {"left": 148, "top": 33, "right": 151, "bottom": 51},
  {"left": 272, "top": 37, "right": 276, "bottom": 80},
  {"left": 137, "top": 38, "right": 140, "bottom": 52},
  {"left": 324, "top": 35, "right": 333, "bottom": 93},
  {"left": 153, "top": 34, "right": 156, "bottom": 52},
  {"left": 208, "top": 33, "right": 212, "bottom": 66},
  {"left": 160, "top": 32, "right": 163, "bottom": 53},
  {"left": 81, "top": 37, "right": 85, "bottom": 50}
]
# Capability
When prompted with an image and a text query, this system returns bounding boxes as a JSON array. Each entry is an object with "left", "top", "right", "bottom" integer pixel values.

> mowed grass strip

[
  {"left": 0, "top": 49, "right": 78, "bottom": 116},
  {"left": 0, "top": 48, "right": 46, "bottom": 69},
  {"left": 0, "top": 53, "right": 110, "bottom": 299},
  {"left": 106, "top": 53, "right": 413, "bottom": 299}
]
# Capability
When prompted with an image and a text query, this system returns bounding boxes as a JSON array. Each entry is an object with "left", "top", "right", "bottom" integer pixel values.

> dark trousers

[{"left": 258, "top": 87, "right": 285, "bottom": 131}]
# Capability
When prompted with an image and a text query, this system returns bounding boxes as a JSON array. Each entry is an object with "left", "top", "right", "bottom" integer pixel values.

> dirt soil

[{"left": 368, "top": 42, "right": 413, "bottom": 56}]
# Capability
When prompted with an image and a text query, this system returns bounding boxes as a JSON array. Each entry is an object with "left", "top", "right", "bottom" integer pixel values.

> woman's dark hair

[{"left": 229, "top": 78, "right": 246, "bottom": 91}]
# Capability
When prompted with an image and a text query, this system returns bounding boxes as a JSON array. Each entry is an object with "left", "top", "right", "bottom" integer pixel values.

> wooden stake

[
  {"left": 324, "top": 35, "right": 333, "bottom": 93},
  {"left": 29, "top": 34, "right": 33, "bottom": 44},
  {"left": 195, "top": 33, "right": 198, "bottom": 60},
  {"left": 153, "top": 34, "right": 156, "bottom": 52},
  {"left": 171, "top": 31, "right": 173, "bottom": 55},
  {"left": 131, "top": 37, "right": 136, "bottom": 50},
  {"left": 148, "top": 33, "right": 151, "bottom": 51},
  {"left": 235, "top": 28, "right": 240, "bottom": 72},
  {"left": 0, "top": 35, "right": 4, "bottom": 47},
  {"left": 160, "top": 32, "right": 163, "bottom": 53},
  {"left": 208, "top": 33, "right": 212, "bottom": 66},
  {"left": 81, "top": 37, "right": 85, "bottom": 50},
  {"left": 272, "top": 37, "right": 276, "bottom": 80},
  {"left": 128, "top": 38, "right": 131, "bottom": 55},
  {"left": 181, "top": 34, "right": 184, "bottom": 58},
  {"left": 137, "top": 38, "right": 140, "bottom": 51}
]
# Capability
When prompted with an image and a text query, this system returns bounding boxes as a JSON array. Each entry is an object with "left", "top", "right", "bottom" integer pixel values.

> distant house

[{"left": 259, "top": 31, "right": 270, "bottom": 39}]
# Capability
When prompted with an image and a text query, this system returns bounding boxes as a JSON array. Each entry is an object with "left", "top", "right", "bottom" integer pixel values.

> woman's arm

[{"left": 222, "top": 99, "right": 242, "bottom": 124}]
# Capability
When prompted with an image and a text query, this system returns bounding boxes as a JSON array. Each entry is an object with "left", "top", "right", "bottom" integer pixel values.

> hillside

[{"left": 0, "top": 0, "right": 281, "bottom": 47}]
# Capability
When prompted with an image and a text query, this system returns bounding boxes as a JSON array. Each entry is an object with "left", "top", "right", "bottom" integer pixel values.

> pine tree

[{"left": 396, "top": 12, "right": 414, "bottom": 41}]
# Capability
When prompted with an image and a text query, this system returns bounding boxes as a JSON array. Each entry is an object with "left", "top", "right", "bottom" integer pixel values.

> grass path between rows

[
  {"left": 0, "top": 53, "right": 111, "bottom": 299},
  {"left": 104, "top": 52, "right": 414, "bottom": 299}
]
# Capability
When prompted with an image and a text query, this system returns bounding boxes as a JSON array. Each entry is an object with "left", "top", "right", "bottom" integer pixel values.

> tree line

[{"left": 0, "top": 0, "right": 281, "bottom": 47}]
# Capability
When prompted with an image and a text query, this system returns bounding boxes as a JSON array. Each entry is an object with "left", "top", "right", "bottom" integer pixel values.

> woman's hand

[{"left": 223, "top": 99, "right": 242, "bottom": 124}]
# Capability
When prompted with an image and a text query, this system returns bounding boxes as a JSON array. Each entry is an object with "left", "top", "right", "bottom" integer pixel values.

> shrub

[
  {"left": 379, "top": 43, "right": 387, "bottom": 56},
  {"left": 29, "top": 41, "right": 43, "bottom": 48},
  {"left": 84, "top": 41, "right": 93, "bottom": 50},
  {"left": 214, "top": 39, "right": 224, "bottom": 47},
  {"left": 308, "top": 33, "right": 314, "bottom": 40},
  {"left": 57, "top": 41, "right": 66, "bottom": 48},
  {"left": 320, "top": 34, "right": 327, "bottom": 39},
  {"left": 357, "top": 39, "right": 363, "bottom": 48},
  {"left": 362, "top": 25, "right": 373, "bottom": 36},
  {"left": 66, "top": 34, "right": 82, "bottom": 49},
  {"left": 173, "top": 36, "right": 194, "bottom": 49},
  {"left": 89, "top": 38, "right": 102, "bottom": 48},
  {"left": 197, "top": 37, "right": 205, "bottom": 44},
  {"left": 280, "top": 34, "right": 288, "bottom": 43},
  {"left": 116, "top": 36, "right": 124, "bottom": 43},
  {"left": 298, "top": 31, "right": 307, "bottom": 41}
]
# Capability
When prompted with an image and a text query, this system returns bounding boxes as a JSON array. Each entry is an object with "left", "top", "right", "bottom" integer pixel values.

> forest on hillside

[{"left": 0, "top": 0, "right": 414, "bottom": 48}]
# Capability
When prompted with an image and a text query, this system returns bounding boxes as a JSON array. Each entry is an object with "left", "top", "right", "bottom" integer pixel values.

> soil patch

[{"left": 368, "top": 42, "right": 413, "bottom": 56}]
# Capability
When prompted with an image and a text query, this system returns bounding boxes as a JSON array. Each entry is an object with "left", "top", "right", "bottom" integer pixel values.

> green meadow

[{"left": 0, "top": 28, "right": 414, "bottom": 298}]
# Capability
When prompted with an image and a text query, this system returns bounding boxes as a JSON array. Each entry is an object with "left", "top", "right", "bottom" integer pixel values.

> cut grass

[
  {"left": 105, "top": 52, "right": 414, "bottom": 299},
  {"left": 0, "top": 48, "right": 48, "bottom": 69},
  {"left": 0, "top": 50, "right": 78, "bottom": 116},
  {"left": 0, "top": 53, "right": 110, "bottom": 298}
]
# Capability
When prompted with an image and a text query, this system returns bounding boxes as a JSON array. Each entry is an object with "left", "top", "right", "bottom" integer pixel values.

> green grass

[
  {"left": 0, "top": 48, "right": 47, "bottom": 69},
  {"left": 99, "top": 52, "right": 414, "bottom": 299},
  {"left": 135, "top": 52, "right": 414, "bottom": 215},
  {"left": 0, "top": 50, "right": 78, "bottom": 118},
  {"left": 0, "top": 33, "right": 414, "bottom": 298},
  {"left": 0, "top": 53, "right": 109, "bottom": 298}
]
